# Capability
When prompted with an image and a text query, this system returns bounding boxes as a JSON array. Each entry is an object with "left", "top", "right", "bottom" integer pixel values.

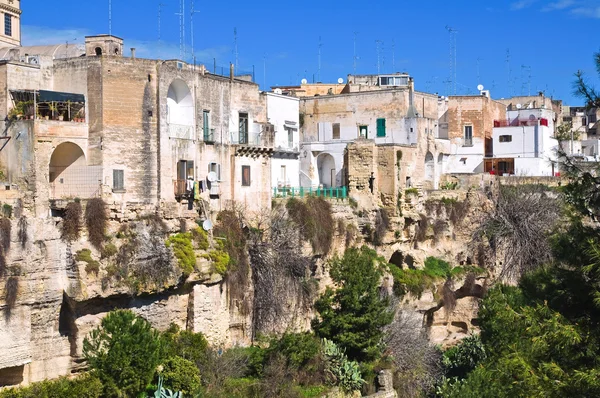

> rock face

[{"left": 0, "top": 188, "right": 490, "bottom": 387}]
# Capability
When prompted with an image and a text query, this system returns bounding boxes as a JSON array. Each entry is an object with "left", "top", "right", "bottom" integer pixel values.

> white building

[
  {"left": 488, "top": 108, "right": 559, "bottom": 176},
  {"left": 266, "top": 92, "right": 300, "bottom": 189}
]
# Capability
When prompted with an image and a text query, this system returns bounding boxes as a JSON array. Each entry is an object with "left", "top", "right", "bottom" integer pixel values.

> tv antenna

[
  {"left": 108, "top": 0, "right": 112, "bottom": 36},
  {"left": 158, "top": 3, "right": 165, "bottom": 42},
  {"left": 233, "top": 27, "right": 239, "bottom": 72},
  {"left": 476, "top": 57, "right": 483, "bottom": 84},
  {"left": 175, "top": 0, "right": 186, "bottom": 60},
  {"left": 375, "top": 39, "right": 383, "bottom": 75},
  {"left": 445, "top": 25, "right": 458, "bottom": 95},
  {"left": 263, "top": 53, "right": 267, "bottom": 91},
  {"left": 318, "top": 36, "right": 322, "bottom": 82},
  {"left": 190, "top": 0, "right": 200, "bottom": 64},
  {"left": 506, "top": 48, "right": 512, "bottom": 97},
  {"left": 65, "top": 38, "right": 77, "bottom": 58},
  {"left": 353, "top": 31, "right": 360, "bottom": 75},
  {"left": 521, "top": 64, "right": 532, "bottom": 96},
  {"left": 392, "top": 39, "right": 395, "bottom": 71}
]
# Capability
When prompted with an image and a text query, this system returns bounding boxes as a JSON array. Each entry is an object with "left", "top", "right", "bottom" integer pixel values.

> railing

[
  {"left": 49, "top": 166, "right": 102, "bottom": 199},
  {"left": 463, "top": 138, "right": 473, "bottom": 147},
  {"left": 273, "top": 186, "right": 348, "bottom": 199},
  {"left": 231, "top": 131, "right": 262, "bottom": 146},
  {"left": 203, "top": 128, "right": 215, "bottom": 143},
  {"left": 494, "top": 118, "right": 549, "bottom": 128},
  {"left": 169, "top": 123, "right": 194, "bottom": 140}
]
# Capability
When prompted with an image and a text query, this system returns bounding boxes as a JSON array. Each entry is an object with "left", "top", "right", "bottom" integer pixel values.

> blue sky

[{"left": 21, "top": 0, "right": 599, "bottom": 105}]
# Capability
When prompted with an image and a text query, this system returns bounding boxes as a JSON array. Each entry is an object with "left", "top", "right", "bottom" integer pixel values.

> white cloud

[
  {"left": 542, "top": 0, "right": 576, "bottom": 11},
  {"left": 21, "top": 25, "right": 230, "bottom": 62},
  {"left": 570, "top": 5, "right": 600, "bottom": 17},
  {"left": 510, "top": 0, "right": 538, "bottom": 10}
]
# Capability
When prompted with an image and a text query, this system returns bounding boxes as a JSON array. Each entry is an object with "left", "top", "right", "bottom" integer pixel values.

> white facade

[
  {"left": 490, "top": 108, "right": 559, "bottom": 176},
  {"left": 266, "top": 93, "right": 300, "bottom": 188}
]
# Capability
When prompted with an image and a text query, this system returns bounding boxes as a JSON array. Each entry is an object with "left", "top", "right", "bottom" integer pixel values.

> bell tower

[{"left": 0, "top": 0, "right": 20, "bottom": 47}]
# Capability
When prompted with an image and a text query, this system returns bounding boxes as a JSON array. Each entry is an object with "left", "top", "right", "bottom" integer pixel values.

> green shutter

[{"left": 376, "top": 118, "right": 386, "bottom": 137}]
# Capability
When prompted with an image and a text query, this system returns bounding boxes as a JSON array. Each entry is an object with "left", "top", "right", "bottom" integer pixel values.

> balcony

[
  {"left": 174, "top": 179, "right": 188, "bottom": 199},
  {"left": 231, "top": 131, "right": 264, "bottom": 146},
  {"left": 494, "top": 118, "right": 548, "bottom": 128},
  {"left": 203, "top": 128, "right": 216, "bottom": 144},
  {"left": 273, "top": 186, "right": 348, "bottom": 199},
  {"left": 169, "top": 124, "right": 194, "bottom": 140}
]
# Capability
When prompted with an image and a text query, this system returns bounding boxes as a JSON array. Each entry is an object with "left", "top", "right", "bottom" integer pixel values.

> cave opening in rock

[{"left": 389, "top": 251, "right": 404, "bottom": 268}]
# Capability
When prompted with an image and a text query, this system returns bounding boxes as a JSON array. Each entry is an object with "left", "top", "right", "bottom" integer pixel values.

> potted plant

[{"left": 48, "top": 103, "right": 58, "bottom": 120}]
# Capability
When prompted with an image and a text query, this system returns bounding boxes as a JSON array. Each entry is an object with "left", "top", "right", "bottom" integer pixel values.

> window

[
  {"left": 242, "top": 165, "right": 251, "bottom": 186},
  {"left": 178, "top": 160, "right": 194, "bottom": 180},
  {"left": 379, "top": 76, "right": 408, "bottom": 86},
  {"left": 280, "top": 165, "right": 287, "bottom": 184},
  {"left": 286, "top": 127, "right": 294, "bottom": 148},
  {"left": 208, "top": 162, "right": 221, "bottom": 181},
  {"left": 113, "top": 170, "right": 124, "bottom": 191},
  {"left": 376, "top": 118, "right": 386, "bottom": 137},
  {"left": 239, "top": 112, "right": 248, "bottom": 144},
  {"left": 203, "top": 110, "right": 212, "bottom": 142},
  {"left": 589, "top": 114, "right": 597, "bottom": 123},
  {"left": 95, "top": 47, "right": 102, "bottom": 56},
  {"left": 359, "top": 125, "right": 368, "bottom": 138},
  {"left": 332, "top": 123, "right": 340, "bottom": 139},
  {"left": 463, "top": 125, "right": 473, "bottom": 146},
  {"left": 499, "top": 135, "right": 512, "bottom": 142},
  {"left": 4, "top": 14, "right": 11, "bottom": 37},
  {"left": 563, "top": 116, "right": 572, "bottom": 123}
]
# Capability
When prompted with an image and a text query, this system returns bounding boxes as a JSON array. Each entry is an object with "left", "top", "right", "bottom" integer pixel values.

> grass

[
  {"left": 191, "top": 227, "right": 209, "bottom": 250},
  {"left": 405, "top": 188, "right": 419, "bottom": 195},
  {"left": 209, "top": 250, "right": 230, "bottom": 275},
  {"left": 100, "top": 243, "right": 118, "bottom": 259},
  {"left": 76, "top": 248, "right": 101, "bottom": 275},
  {"left": 388, "top": 256, "right": 485, "bottom": 298}
]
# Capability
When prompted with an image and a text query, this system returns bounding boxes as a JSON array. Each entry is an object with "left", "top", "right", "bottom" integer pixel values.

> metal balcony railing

[
  {"left": 203, "top": 128, "right": 215, "bottom": 143},
  {"left": 230, "top": 131, "right": 261, "bottom": 146},
  {"left": 169, "top": 123, "right": 194, "bottom": 140},
  {"left": 273, "top": 186, "right": 348, "bottom": 199}
]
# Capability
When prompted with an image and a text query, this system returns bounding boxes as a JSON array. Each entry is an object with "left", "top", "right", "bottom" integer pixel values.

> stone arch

[
  {"left": 167, "top": 79, "right": 194, "bottom": 126},
  {"left": 425, "top": 151, "right": 434, "bottom": 182},
  {"left": 95, "top": 47, "right": 102, "bottom": 56},
  {"left": 49, "top": 142, "right": 85, "bottom": 183},
  {"left": 317, "top": 153, "right": 336, "bottom": 188}
]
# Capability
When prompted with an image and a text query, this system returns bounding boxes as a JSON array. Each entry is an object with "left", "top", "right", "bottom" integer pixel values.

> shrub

[
  {"left": 266, "top": 333, "right": 323, "bottom": 372},
  {"left": 0, "top": 217, "right": 11, "bottom": 252},
  {"left": 191, "top": 227, "right": 209, "bottom": 250},
  {"left": 17, "top": 216, "right": 27, "bottom": 248},
  {"left": 161, "top": 324, "right": 209, "bottom": 365},
  {"left": 85, "top": 198, "right": 107, "bottom": 249},
  {"left": 348, "top": 197, "right": 358, "bottom": 209},
  {"left": 2, "top": 203, "right": 12, "bottom": 218},
  {"left": 100, "top": 242, "right": 118, "bottom": 259},
  {"left": 405, "top": 188, "right": 419, "bottom": 196},
  {"left": 75, "top": 249, "right": 100, "bottom": 275},
  {"left": 83, "top": 309, "right": 162, "bottom": 397},
  {"left": 165, "top": 232, "right": 195, "bottom": 274},
  {"left": 322, "top": 338, "right": 364, "bottom": 392},
  {"left": 62, "top": 202, "right": 82, "bottom": 241},
  {"left": 0, "top": 374, "right": 103, "bottom": 398},
  {"left": 209, "top": 249, "right": 230, "bottom": 275},
  {"left": 160, "top": 356, "right": 202, "bottom": 395}
]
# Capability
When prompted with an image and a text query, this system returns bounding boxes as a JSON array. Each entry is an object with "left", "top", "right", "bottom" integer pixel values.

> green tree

[
  {"left": 83, "top": 309, "right": 162, "bottom": 397},
  {"left": 312, "top": 246, "right": 393, "bottom": 362}
]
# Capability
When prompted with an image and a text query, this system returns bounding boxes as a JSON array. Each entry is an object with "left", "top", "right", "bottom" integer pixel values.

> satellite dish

[
  {"left": 516, "top": 103, "right": 522, "bottom": 109},
  {"left": 337, "top": 78, "right": 344, "bottom": 84},
  {"left": 301, "top": 78, "right": 308, "bottom": 84},
  {"left": 202, "top": 219, "right": 213, "bottom": 231},
  {"left": 477, "top": 84, "right": 484, "bottom": 91},
  {"left": 274, "top": 88, "right": 283, "bottom": 95},
  {"left": 207, "top": 172, "right": 218, "bottom": 182}
]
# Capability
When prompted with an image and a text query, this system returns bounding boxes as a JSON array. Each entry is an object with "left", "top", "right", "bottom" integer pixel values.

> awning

[{"left": 38, "top": 90, "right": 85, "bottom": 103}]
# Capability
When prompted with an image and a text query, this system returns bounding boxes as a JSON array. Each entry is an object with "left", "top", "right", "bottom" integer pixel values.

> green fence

[{"left": 273, "top": 186, "right": 348, "bottom": 199}]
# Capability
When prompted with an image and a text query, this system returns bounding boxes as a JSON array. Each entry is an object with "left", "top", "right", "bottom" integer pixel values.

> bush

[
  {"left": 160, "top": 356, "right": 202, "bottom": 395},
  {"left": 191, "top": 227, "right": 209, "bottom": 250},
  {"left": 85, "top": 198, "right": 107, "bottom": 249},
  {"left": 0, "top": 374, "right": 103, "bottom": 398},
  {"left": 75, "top": 249, "right": 101, "bottom": 275},
  {"left": 83, "top": 309, "right": 162, "bottom": 397},
  {"left": 165, "top": 232, "right": 195, "bottom": 274},
  {"left": 267, "top": 333, "right": 323, "bottom": 372},
  {"left": 2, "top": 203, "right": 12, "bottom": 218},
  {"left": 100, "top": 242, "right": 118, "bottom": 259},
  {"left": 209, "top": 249, "right": 230, "bottom": 275},
  {"left": 161, "top": 324, "right": 209, "bottom": 365},
  {"left": 62, "top": 202, "right": 82, "bottom": 241},
  {"left": 322, "top": 338, "right": 364, "bottom": 392},
  {"left": 443, "top": 335, "right": 487, "bottom": 379},
  {"left": 0, "top": 217, "right": 11, "bottom": 252}
]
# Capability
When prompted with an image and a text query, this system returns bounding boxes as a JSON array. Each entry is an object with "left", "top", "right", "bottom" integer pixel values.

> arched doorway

[
  {"left": 425, "top": 151, "right": 434, "bottom": 183},
  {"left": 49, "top": 142, "right": 85, "bottom": 182},
  {"left": 317, "top": 153, "right": 336, "bottom": 188},
  {"left": 49, "top": 142, "right": 90, "bottom": 198},
  {"left": 167, "top": 79, "right": 194, "bottom": 126}
]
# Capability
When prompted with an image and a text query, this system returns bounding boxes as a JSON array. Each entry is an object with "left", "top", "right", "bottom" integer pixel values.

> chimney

[
  {"left": 130, "top": 48, "right": 136, "bottom": 59},
  {"left": 230, "top": 63, "right": 234, "bottom": 81},
  {"left": 406, "top": 77, "right": 418, "bottom": 118}
]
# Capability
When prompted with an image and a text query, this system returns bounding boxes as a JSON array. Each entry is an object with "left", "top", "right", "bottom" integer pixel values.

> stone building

[
  {"left": 299, "top": 74, "right": 448, "bottom": 194},
  {"left": 0, "top": 0, "right": 20, "bottom": 48},
  {"left": 266, "top": 92, "right": 300, "bottom": 189},
  {"left": 0, "top": 34, "right": 275, "bottom": 218},
  {"left": 442, "top": 93, "right": 506, "bottom": 174}
]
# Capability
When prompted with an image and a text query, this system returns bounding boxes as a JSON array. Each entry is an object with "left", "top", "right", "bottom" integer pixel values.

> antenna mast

[
  {"left": 234, "top": 27, "right": 239, "bottom": 72},
  {"left": 353, "top": 31, "right": 358, "bottom": 75},
  {"left": 521, "top": 64, "right": 531, "bottom": 96},
  {"left": 506, "top": 48, "right": 512, "bottom": 97},
  {"left": 392, "top": 39, "right": 395, "bottom": 71},
  {"left": 158, "top": 3, "right": 165, "bottom": 42},
  {"left": 445, "top": 25, "right": 458, "bottom": 95},
  {"left": 375, "top": 39, "right": 383, "bottom": 75},
  {"left": 190, "top": 0, "right": 200, "bottom": 63},
  {"left": 175, "top": 0, "right": 186, "bottom": 60},
  {"left": 108, "top": 0, "right": 112, "bottom": 36},
  {"left": 318, "top": 36, "right": 322, "bottom": 82},
  {"left": 476, "top": 57, "right": 482, "bottom": 84}
]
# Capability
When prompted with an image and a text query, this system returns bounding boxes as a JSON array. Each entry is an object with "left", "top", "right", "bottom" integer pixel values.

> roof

[{"left": 0, "top": 44, "right": 85, "bottom": 60}]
